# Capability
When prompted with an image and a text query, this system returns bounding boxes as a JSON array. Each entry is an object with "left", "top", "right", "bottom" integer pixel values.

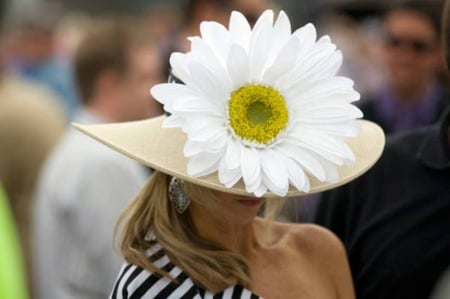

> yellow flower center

[{"left": 228, "top": 84, "right": 288, "bottom": 145}]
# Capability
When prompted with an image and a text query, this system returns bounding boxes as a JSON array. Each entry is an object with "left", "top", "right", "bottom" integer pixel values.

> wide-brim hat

[
  {"left": 74, "top": 116, "right": 384, "bottom": 197},
  {"left": 75, "top": 9, "right": 386, "bottom": 198}
]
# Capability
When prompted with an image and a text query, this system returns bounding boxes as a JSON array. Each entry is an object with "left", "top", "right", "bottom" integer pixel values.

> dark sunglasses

[{"left": 384, "top": 34, "right": 437, "bottom": 53}]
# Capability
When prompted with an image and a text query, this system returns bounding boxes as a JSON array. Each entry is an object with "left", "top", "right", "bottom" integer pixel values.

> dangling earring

[{"left": 168, "top": 177, "right": 191, "bottom": 214}]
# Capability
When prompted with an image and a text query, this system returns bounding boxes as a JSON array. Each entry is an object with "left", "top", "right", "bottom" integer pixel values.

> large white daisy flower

[{"left": 151, "top": 9, "right": 363, "bottom": 197}]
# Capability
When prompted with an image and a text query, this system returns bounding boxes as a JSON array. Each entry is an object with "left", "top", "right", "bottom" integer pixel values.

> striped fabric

[{"left": 110, "top": 243, "right": 262, "bottom": 299}]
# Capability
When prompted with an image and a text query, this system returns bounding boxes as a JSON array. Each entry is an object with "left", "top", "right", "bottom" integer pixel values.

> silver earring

[{"left": 168, "top": 177, "right": 191, "bottom": 214}]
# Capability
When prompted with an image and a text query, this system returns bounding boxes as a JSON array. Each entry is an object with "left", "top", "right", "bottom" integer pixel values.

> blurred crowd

[{"left": 0, "top": 0, "right": 449, "bottom": 298}]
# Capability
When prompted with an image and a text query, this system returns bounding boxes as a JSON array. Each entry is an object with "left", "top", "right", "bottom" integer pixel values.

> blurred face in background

[
  {"left": 381, "top": 9, "right": 442, "bottom": 94},
  {"left": 232, "top": 0, "right": 272, "bottom": 26},
  {"left": 117, "top": 45, "right": 163, "bottom": 121}
]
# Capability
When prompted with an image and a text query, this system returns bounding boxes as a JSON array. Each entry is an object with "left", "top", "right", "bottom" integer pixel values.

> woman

[{"left": 75, "top": 9, "right": 385, "bottom": 298}]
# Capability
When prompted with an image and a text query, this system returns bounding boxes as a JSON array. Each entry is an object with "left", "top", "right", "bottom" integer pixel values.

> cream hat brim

[{"left": 74, "top": 115, "right": 384, "bottom": 197}]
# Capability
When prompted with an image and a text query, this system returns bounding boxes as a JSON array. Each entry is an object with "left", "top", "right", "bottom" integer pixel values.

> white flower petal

[
  {"left": 204, "top": 130, "right": 229, "bottom": 154},
  {"left": 249, "top": 9, "right": 274, "bottom": 81},
  {"left": 152, "top": 83, "right": 223, "bottom": 117},
  {"left": 262, "top": 36, "right": 299, "bottom": 84},
  {"left": 150, "top": 83, "right": 184, "bottom": 112},
  {"left": 218, "top": 160, "right": 241, "bottom": 187},
  {"left": 171, "top": 98, "right": 222, "bottom": 116},
  {"left": 278, "top": 144, "right": 326, "bottom": 181},
  {"left": 162, "top": 115, "right": 185, "bottom": 128},
  {"left": 296, "top": 104, "right": 363, "bottom": 123},
  {"left": 189, "top": 37, "right": 231, "bottom": 89},
  {"left": 283, "top": 144, "right": 339, "bottom": 183},
  {"left": 285, "top": 157, "right": 310, "bottom": 192},
  {"left": 187, "top": 152, "right": 223, "bottom": 177},
  {"left": 301, "top": 121, "right": 362, "bottom": 137},
  {"left": 298, "top": 49, "right": 342, "bottom": 84},
  {"left": 200, "top": 21, "right": 231, "bottom": 63},
  {"left": 267, "top": 10, "right": 291, "bottom": 66},
  {"left": 272, "top": 11, "right": 291, "bottom": 46},
  {"left": 318, "top": 156, "right": 340, "bottom": 183},
  {"left": 151, "top": 83, "right": 191, "bottom": 105},
  {"left": 188, "top": 127, "right": 224, "bottom": 144},
  {"left": 165, "top": 88, "right": 223, "bottom": 115},
  {"left": 253, "top": 184, "right": 268, "bottom": 197},
  {"left": 184, "top": 140, "right": 203, "bottom": 157},
  {"left": 151, "top": 83, "right": 197, "bottom": 114},
  {"left": 285, "top": 48, "right": 343, "bottom": 87},
  {"left": 287, "top": 90, "right": 361, "bottom": 110},
  {"left": 240, "top": 147, "right": 262, "bottom": 193},
  {"left": 260, "top": 149, "right": 289, "bottom": 196},
  {"left": 227, "top": 44, "right": 249, "bottom": 89},
  {"left": 284, "top": 77, "right": 359, "bottom": 105},
  {"left": 186, "top": 121, "right": 226, "bottom": 142},
  {"left": 281, "top": 42, "right": 337, "bottom": 90},
  {"left": 292, "top": 23, "right": 317, "bottom": 55},
  {"left": 229, "top": 11, "right": 252, "bottom": 50},
  {"left": 324, "top": 50, "right": 343, "bottom": 77},
  {"left": 187, "top": 61, "right": 229, "bottom": 104},
  {"left": 169, "top": 52, "right": 192, "bottom": 84},
  {"left": 182, "top": 117, "right": 224, "bottom": 139},
  {"left": 182, "top": 116, "right": 219, "bottom": 129},
  {"left": 223, "top": 137, "right": 242, "bottom": 170},
  {"left": 287, "top": 129, "right": 354, "bottom": 165}
]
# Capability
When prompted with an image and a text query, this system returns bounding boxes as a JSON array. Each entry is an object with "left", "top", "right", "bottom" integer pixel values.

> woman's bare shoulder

[
  {"left": 263, "top": 222, "right": 355, "bottom": 299},
  {"left": 271, "top": 222, "right": 346, "bottom": 257}
]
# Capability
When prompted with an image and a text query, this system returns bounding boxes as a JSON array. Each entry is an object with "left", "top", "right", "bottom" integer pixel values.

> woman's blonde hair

[{"left": 116, "top": 171, "right": 285, "bottom": 293}]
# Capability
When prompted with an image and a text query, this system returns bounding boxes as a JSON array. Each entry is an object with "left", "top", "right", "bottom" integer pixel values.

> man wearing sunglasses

[
  {"left": 359, "top": 0, "right": 449, "bottom": 135},
  {"left": 315, "top": 0, "right": 450, "bottom": 298}
]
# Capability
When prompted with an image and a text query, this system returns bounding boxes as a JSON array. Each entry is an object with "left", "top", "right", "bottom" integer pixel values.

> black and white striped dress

[{"left": 110, "top": 243, "right": 262, "bottom": 299}]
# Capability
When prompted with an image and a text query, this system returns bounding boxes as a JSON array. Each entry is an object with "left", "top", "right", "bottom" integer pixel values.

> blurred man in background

[
  {"left": 33, "top": 19, "right": 163, "bottom": 299},
  {"left": 359, "top": 0, "right": 449, "bottom": 134},
  {"left": 314, "top": 1, "right": 450, "bottom": 297},
  {"left": 3, "top": 1, "right": 80, "bottom": 120},
  {"left": 429, "top": 2, "right": 450, "bottom": 297}
]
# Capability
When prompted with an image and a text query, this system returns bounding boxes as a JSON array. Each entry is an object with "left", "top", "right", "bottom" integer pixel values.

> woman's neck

[{"left": 190, "top": 204, "right": 262, "bottom": 254}]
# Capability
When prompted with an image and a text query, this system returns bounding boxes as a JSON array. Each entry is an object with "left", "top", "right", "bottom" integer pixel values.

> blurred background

[
  {"left": 2, "top": 0, "right": 446, "bottom": 120},
  {"left": 0, "top": 0, "right": 448, "bottom": 298}
]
